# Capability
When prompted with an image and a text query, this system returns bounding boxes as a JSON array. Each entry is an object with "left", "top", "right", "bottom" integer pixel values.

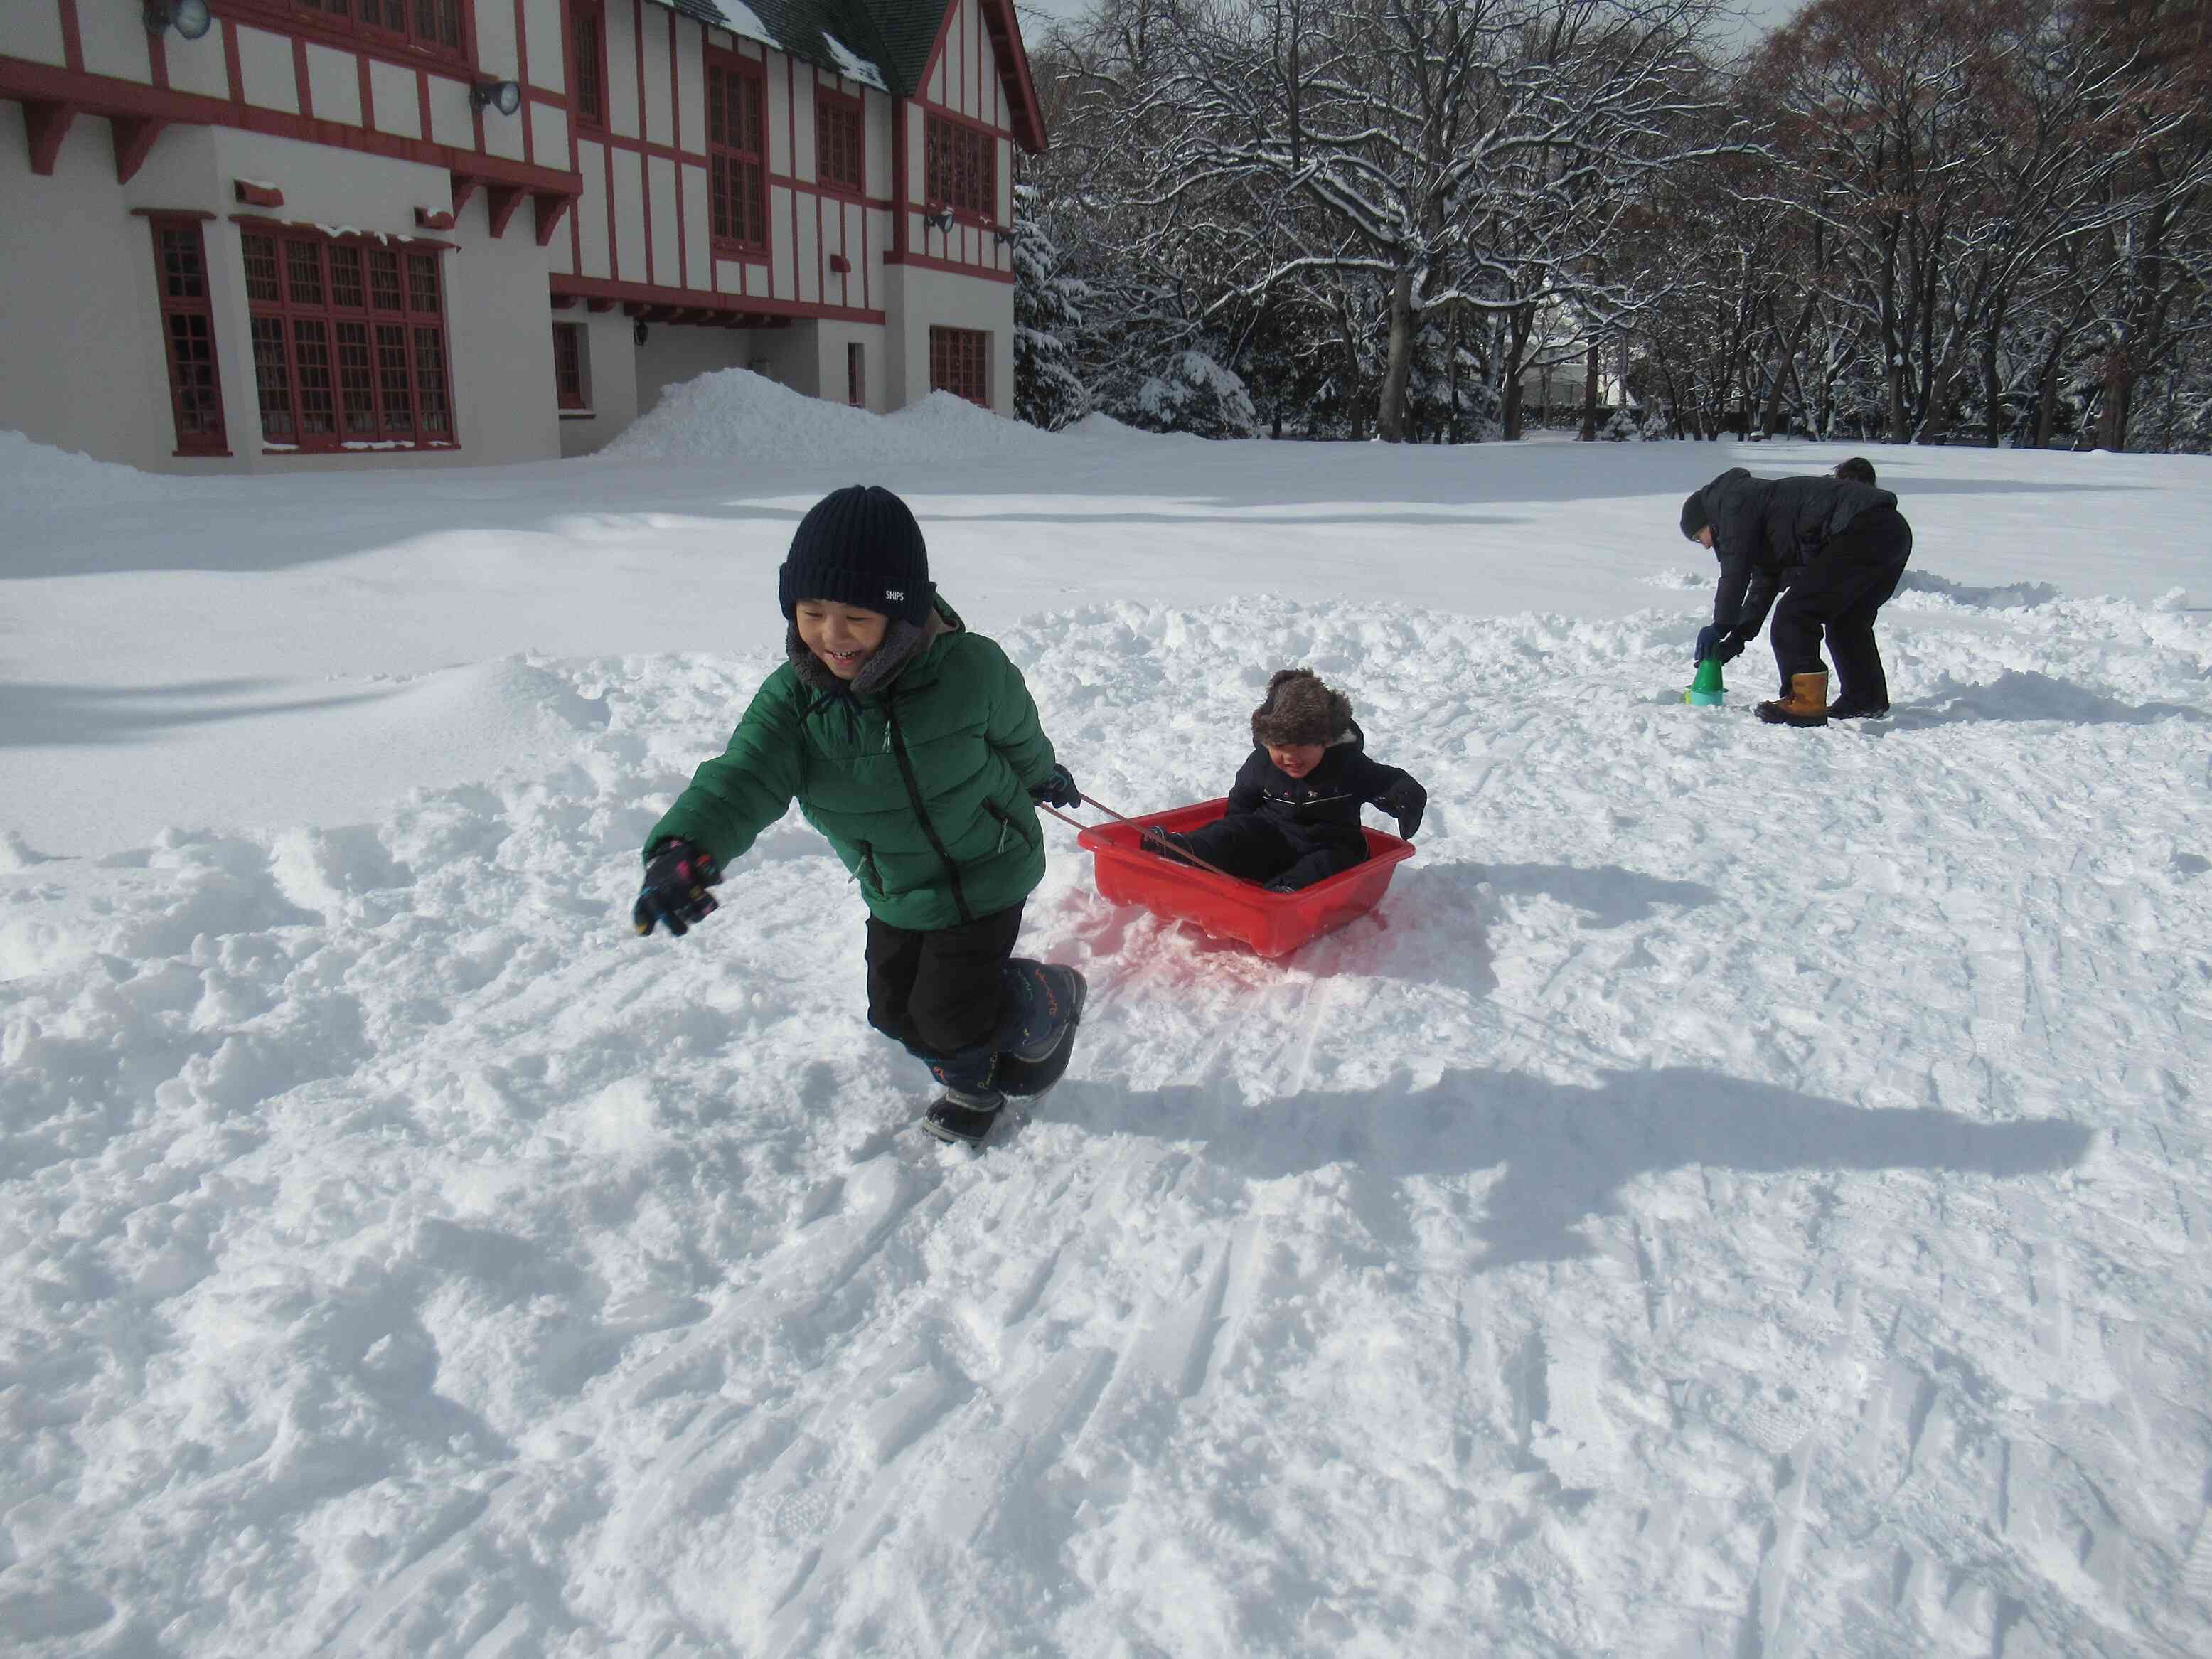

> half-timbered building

[{"left": 0, "top": 0, "right": 1045, "bottom": 470}]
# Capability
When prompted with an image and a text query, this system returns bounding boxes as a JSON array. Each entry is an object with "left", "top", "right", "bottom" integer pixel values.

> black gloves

[
  {"left": 633, "top": 838, "right": 722, "bottom": 937},
  {"left": 1030, "top": 764, "right": 1080, "bottom": 809},
  {"left": 1694, "top": 624, "right": 1748, "bottom": 664},
  {"left": 1377, "top": 777, "right": 1426, "bottom": 839}
]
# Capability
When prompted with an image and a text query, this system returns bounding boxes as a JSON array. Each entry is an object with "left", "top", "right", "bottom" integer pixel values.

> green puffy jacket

[{"left": 643, "top": 603, "right": 1057, "bottom": 932}]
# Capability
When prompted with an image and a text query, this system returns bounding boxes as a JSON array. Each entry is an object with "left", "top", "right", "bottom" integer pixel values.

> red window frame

[
  {"left": 816, "top": 88, "right": 864, "bottom": 195},
  {"left": 570, "top": 1, "right": 606, "bottom": 131},
  {"left": 553, "top": 321, "right": 588, "bottom": 410},
  {"left": 230, "top": 1, "right": 470, "bottom": 65},
  {"left": 929, "top": 326, "right": 987, "bottom": 407},
  {"left": 924, "top": 114, "right": 995, "bottom": 221},
  {"left": 240, "top": 224, "right": 459, "bottom": 452},
  {"left": 706, "top": 51, "right": 769, "bottom": 253},
  {"left": 846, "top": 341, "right": 864, "bottom": 407},
  {"left": 149, "top": 218, "right": 230, "bottom": 456}
]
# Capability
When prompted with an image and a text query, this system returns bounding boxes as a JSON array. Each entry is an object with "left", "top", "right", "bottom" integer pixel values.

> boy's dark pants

[
  {"left": 1769, "top": 505, "right": 1913, "bottom": 707},
  {"left": 1177, "top": 816, "right": 1365, "bottom": 890},
  {"left": 865, "top": 901, "right": 1022, "bottom": 1087}
]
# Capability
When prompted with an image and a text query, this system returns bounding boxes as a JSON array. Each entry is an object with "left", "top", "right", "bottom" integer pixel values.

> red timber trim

[
  {"left": 535, "top": 192, "right": 571, "bottom": 245},
  {"left": 912, "top": 0, "right": 1044, "bottom": 154},
  {"left": 513, "top": 0, "right": 535, "bottom": 164},
  {"left": 22, "top": 102, "right": 78, "bottom": 174},
  {"left": 293, "top": 35, "right": 315, "bottom": 120},
  {"left": 129, "top": 207, "right": 218, "bottom": 219},
  {"left": 114, "top": 119, "right": 168, "bottom": 184},
  {"left": 235, "top": 219, "right": 461, "bottom": 452},
  {"left": 786, "top": 56, "right": 798, "bottom": 300},
  {"left": 634, "top": 0, "right": 652, "bottom": 284},
  {"left": 148, "top": 20, "right": 170, "bottom": 92},
  {"left": 485, "top": 185, "right": 525, "bottom": 237},
  {"left": 551, "top": 272, "right": 880, "bottom": 325},
  {"left": 0, "top": 58, "right": 582, "bottom": 201},
  {"left": 813, "top": 81, "right": 865, "bottom": 201},
  {"left": 890, "top": 91, "right": 906, "bottom": 260},
  {"left": 883, "top": 248, "right": 1013, "bottom": 284},
  {"left": 146, "top": 214, "right": 233, "bottom": 455},
  {"left": 604, "top": 134, "right": 619, "bottom": 279},
  {"left": 415, "top": 207, "right": 456, "bottom": 229},
  {"left": 58, "top": 0, "right": 84, "bottom": 73},
  {"left": 214, "top": 2, "right": 478, "bottom": 78},
  {"left": 235, "top": 179, "right": 286, "bottom": 208},
  {"left": 669, "top": 11, "right": 690, "bottom": 289},
  {"left": 916, "top": 99, "right": 1013, "bottom": 141},
  {"left": 224, "top": 21, "right": 245, "bottom": 102},
  {"left": 358, "top": 53, "right": 375, "bottom": 128}
]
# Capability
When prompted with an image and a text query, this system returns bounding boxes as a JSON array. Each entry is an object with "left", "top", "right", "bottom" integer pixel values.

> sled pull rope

[{"left": 1035, "top": 793, "right": 1253, "bottom": 886}]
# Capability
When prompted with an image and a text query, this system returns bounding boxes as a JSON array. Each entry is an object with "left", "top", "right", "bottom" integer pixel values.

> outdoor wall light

[
  {"left": 634, "top": 320, "right": 649, "bottom": 346},
  {"left": 144, "top": 0, "right": 213, "bottom": 38},
  {"left": 470, "top": 80, "right": 524, "bottom": 117},
  {"left": 924, "top": 208, "right": 955, "bottom": 235}
]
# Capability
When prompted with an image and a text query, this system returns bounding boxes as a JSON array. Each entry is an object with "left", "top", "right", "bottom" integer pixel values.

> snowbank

[
  {"left": 0, "top": 429, "right": 206, "bottom": 518},
  {"left": 603, "top": 370, "right": 1061, "bottom": 466}
]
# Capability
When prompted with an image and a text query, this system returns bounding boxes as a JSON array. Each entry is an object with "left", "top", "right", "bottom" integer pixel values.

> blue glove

[
  {"left": 1030, "top": 764, "right": 1079, "bottom": 809},
  {"left": 632, "top": 838, "right": 722, "bottom": 937},
  {"left": 1694, "top": 624, "right": 1748, "bottom": 664}
]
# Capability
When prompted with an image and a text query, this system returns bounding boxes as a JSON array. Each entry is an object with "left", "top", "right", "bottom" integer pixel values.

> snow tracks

[{"left": 4, "top": 591, "right": 2211, "bottom": 1656}]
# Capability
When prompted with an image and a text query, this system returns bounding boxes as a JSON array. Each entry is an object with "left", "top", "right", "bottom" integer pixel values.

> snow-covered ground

[{"left": 4, "top": 380, "right": 2210, "bottom": 1658}]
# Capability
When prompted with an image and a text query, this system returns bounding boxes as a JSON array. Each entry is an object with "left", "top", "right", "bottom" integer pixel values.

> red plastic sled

[{"left": 1074, "top": 798, "right": 1416, "bottom": 959}]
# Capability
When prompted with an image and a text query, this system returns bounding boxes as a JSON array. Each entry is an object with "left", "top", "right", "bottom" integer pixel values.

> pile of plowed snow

[
  {"left": 603, "top": 370, "right": 1065, "bottom": 466},
  {"left": 0, "top": 429, "right": 210, "bottom": 519}
]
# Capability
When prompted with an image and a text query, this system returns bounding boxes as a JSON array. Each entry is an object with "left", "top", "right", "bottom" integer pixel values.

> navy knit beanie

[
  {"left": 1679, "top": 488, "right": 1710, "bottom": 541},
  {"left": 778, "top": 484, "right": 935, "bottom": 626}
]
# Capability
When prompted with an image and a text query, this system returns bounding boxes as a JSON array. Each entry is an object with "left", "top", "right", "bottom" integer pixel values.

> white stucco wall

[
  {"left": 880, "top": 264, "right": 1015, "bottom": 417},
  {"left": 0, "top": 115, "right": 562, "bottom": 472},
  {"left": 0, "top": 117, "right": 218, "bottom": 471},
  {"left": 556, "top": 309, "right": 642, "bottom": 458}
]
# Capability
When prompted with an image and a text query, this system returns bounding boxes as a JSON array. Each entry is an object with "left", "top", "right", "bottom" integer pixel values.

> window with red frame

[
  {"left": 818, "top": 91, "right": 863, "bottom": 193},
  {"left": 924, "top": 115, "right": 994, "bottom": 220},
  {"left": 571, "top": 2, "right": 605, "bottom": 129},
  {"left": 706, "top": 54, "right": 768, "bottom": 250},
  {"left": 241, "top": 227, "right": 456, "bottom": 450},
  {"left": 929, "top": 326, "right": 987, "bottom": 406},
  {"left": 553, "top": 322, "right": 588, "bottom": 409},
  {"left": 846, "top": 342, "right": 864, "bottom": 407},
  {"left": 149, "top": 218, "right": 228, "bottom": 454},
  {"left": 282, "top": 0, "right": 464, "bottom": 58}
]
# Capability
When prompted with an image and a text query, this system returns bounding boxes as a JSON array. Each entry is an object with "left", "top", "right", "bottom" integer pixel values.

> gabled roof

[{"left": 651, "top": 0, "right": 1046, "bottom": 153}]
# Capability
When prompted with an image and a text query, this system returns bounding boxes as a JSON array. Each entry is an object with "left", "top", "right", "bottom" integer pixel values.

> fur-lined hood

[{"left": 1251, "top": 668, "right": 1354, "bottom": 750}]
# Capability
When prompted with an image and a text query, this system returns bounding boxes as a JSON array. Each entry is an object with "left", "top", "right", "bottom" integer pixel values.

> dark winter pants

[
  {"left": 1769, "top": 505, "right": 1913, "bottom": 708},
  {"left": 1172, "top": 815, "right": 1367, "bottom": 891},
  {"left": 865, "top": 901, "right": 1022, "bottom": 1089}
]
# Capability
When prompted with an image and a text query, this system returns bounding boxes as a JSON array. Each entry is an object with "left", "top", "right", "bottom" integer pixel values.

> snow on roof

[
  {"left": 649, "top": 0, "right": 781, "bottom": 53},
  {"left": 821, "top": 31, "right": 889, "bottom": 91}
]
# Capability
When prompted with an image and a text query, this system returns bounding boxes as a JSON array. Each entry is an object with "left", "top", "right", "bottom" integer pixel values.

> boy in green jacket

[{"left": 632, "top": 484, "right": 1085, "bottom": 1146}]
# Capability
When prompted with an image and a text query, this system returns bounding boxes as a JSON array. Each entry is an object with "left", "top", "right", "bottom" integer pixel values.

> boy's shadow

[{"left": 1054, "top": 1065, "right": 2090, "bottom": 1269}]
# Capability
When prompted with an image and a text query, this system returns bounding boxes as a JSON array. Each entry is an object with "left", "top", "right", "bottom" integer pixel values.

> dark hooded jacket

[
  {"left": 1692, "top": 467, "right": 1901, "bottom": 635},
  {"left": 1223, "top": 722, "right": 1416, "bottom": 857}
]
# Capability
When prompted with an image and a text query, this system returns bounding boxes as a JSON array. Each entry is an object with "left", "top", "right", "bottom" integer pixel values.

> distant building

[{"left": 1, "top": 0, "right": 1045, "bottom": 471}]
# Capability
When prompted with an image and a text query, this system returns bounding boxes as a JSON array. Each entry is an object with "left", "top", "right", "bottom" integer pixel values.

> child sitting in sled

[{"left": 1148, "top": 668, "right": 1426, "bottom": 891}]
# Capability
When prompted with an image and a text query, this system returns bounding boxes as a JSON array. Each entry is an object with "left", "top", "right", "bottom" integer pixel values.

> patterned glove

[
  {"left": 1377, "top": 777, "right": 1426, "bottom": 839},
  {"left": 1030, "top": 764, "right": 1080, "bottom": 809},
  {"left": 632, "top": 838, "right": 722, "bottom": 937}
]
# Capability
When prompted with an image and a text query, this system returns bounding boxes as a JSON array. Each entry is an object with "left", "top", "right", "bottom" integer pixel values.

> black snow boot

[
  {"left": 1828, "top": 697, "right": 1890, "bottom": 720},
  {"left": 998, "top": 966, "right": 1088, "bottom": 1098},
  {"left": 922, "top": 1084, "right": 1007, "bottom": 1146}
]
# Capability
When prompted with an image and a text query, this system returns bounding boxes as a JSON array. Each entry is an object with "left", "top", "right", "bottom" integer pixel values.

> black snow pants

[
  {"left": 865, "top": 900, "right": 1023, "bottom": 1084},
  {"left": 1768, "top": 504, "right": 1913, "bottom": 708},
  {"left": 1172, "top": 814, "right": 1367, "bottom": 891}
]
